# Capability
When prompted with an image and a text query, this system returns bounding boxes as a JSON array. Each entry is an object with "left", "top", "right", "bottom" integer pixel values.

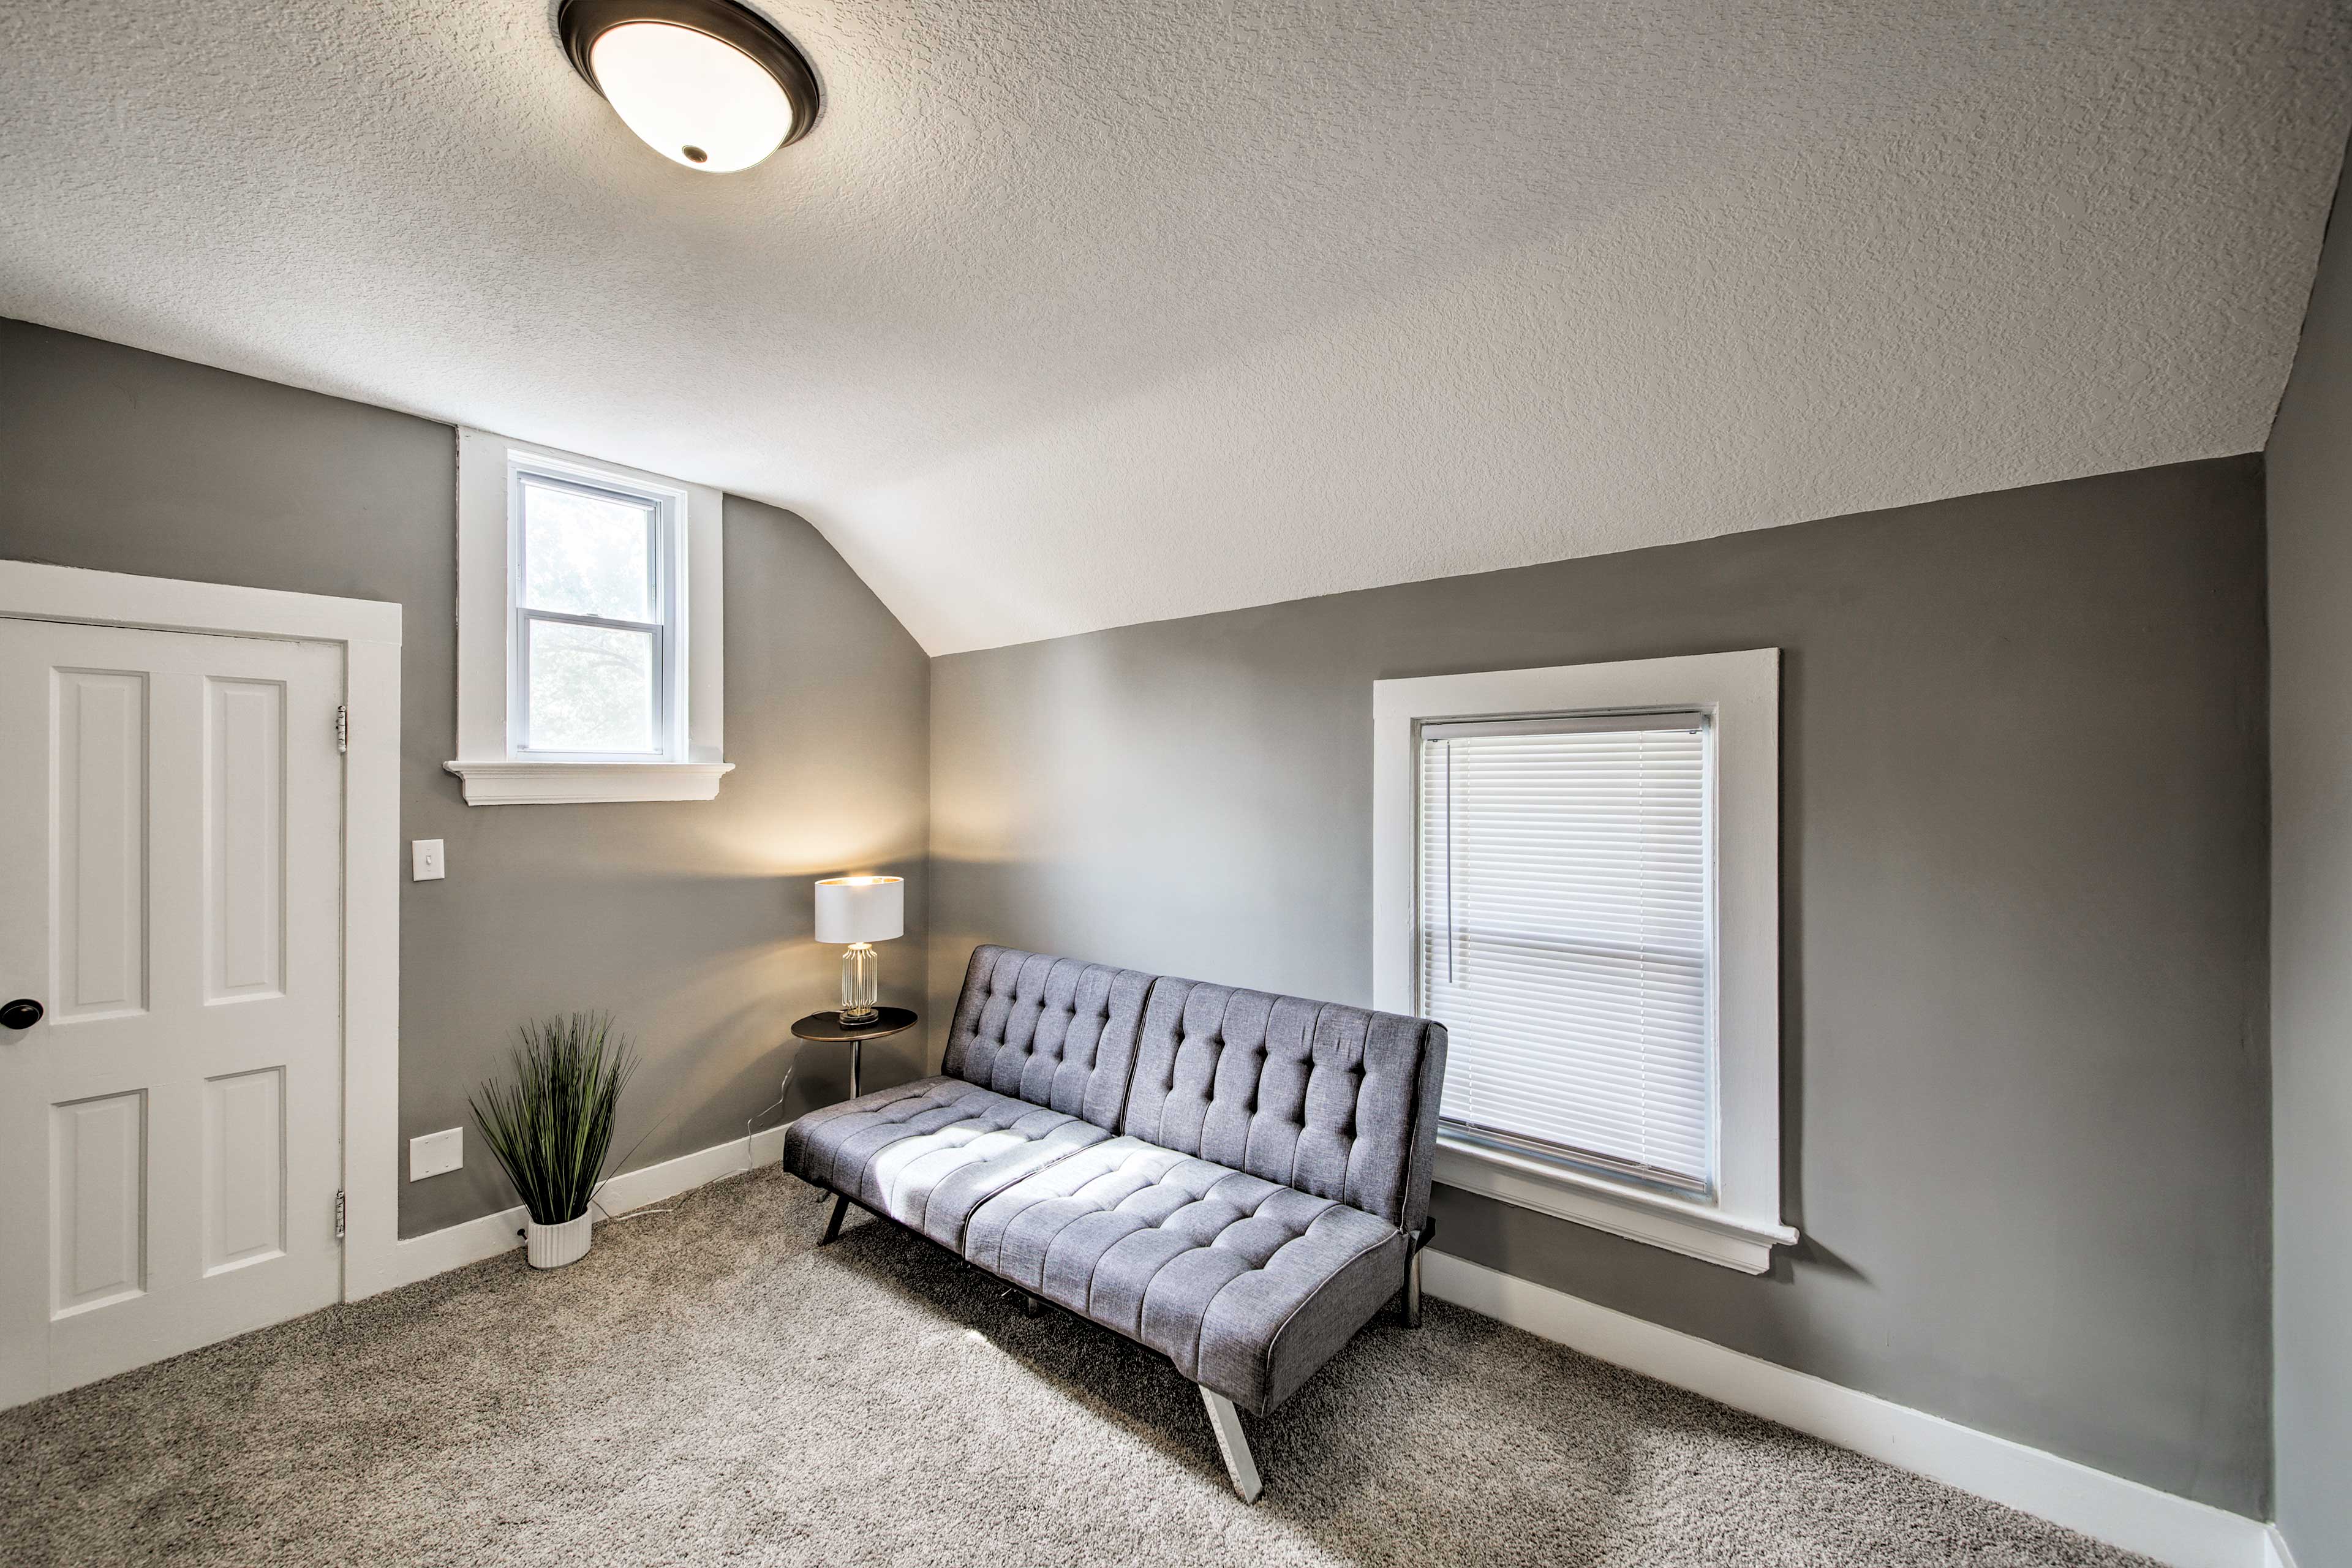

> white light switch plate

[
  {"left": 410, "top": 1127, "right": 463, "bottom": 1180},
  {"left": 412, "top": 839, "right": 445, "bottom": 881}
]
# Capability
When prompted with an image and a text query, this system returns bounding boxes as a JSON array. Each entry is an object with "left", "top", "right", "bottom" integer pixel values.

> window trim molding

[
  {"left": 439, "top": 758, "right": 734, "bottom": 805},
  {"left": 1373, "top": 650, "right": 1793, "bottom": 1273},
  {"left": 448, "top": 429, "right": 728, "bottom": 804}
]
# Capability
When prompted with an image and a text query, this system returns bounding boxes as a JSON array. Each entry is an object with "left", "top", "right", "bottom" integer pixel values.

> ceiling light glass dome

[{"left": 558, "top": 1, "right": 821, "bottom": 174}]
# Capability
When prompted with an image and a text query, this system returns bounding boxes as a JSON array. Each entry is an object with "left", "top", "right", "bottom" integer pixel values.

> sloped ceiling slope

[{"left": 2, "top": 2, "right": 2346, "bottom": 654}]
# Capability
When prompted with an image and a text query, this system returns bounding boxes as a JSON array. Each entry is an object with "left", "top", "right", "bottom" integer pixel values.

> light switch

[
  {"left": 410, "top": 1127, "right": 463, "bottom": 1180},
  {"left": 412, "top": 839, "right": 445, "bottom": 881}
]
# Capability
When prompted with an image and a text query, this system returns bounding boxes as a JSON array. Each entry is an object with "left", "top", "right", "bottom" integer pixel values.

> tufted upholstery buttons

[
  {"left": 941, "top": 947, "right": 1154, "bottom": 1130},
  {"left": 786, "top": 944, "right": 1450, "bottom": 1426},
  {"left": 780, "top": 1077, "right": 1114, "bottom": 1251},
  {"left": 964, "top": 1136, "right": 1410, "bottom": 1414},
  {"left": 1117, "top": 979, "right": 1435, "bottom": 1229}
]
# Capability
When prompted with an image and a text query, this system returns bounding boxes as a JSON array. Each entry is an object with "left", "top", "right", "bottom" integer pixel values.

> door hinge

[
  {"left": 334, "top": 1188, "right": 347, "bottom": 1242},
  {"left": 335, "top": 706, "right": 349, "bottom": 755}
]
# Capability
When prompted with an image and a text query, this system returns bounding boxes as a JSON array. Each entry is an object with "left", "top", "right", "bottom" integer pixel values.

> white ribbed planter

[{"left": 524, "top": 1213, "right": 593, "bottom": 1270}]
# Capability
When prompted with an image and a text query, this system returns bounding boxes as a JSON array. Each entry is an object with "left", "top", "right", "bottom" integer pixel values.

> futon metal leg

[
  {"left": 1197, "top": 1386, "right": 1263, "bottom": 1504},
  {"left": 820, "top": 1192, "right": 848, "bottom": 1245},
  {"left": 1402, "top": 1215, "right": 1436, "bottom": 1327},
  {"left": 1022, "top": 1292, "right": 1043, "bottom": 1318}
]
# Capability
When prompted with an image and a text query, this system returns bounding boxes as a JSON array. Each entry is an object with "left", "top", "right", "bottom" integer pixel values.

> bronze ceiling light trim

[{"left": 557, "top": 0, "right": 821, "bottom": 172}]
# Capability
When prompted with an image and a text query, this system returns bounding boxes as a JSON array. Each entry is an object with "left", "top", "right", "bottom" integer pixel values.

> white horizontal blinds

[{"left": 1418, "top": 712, "right": 1714, "bottom": 1194}]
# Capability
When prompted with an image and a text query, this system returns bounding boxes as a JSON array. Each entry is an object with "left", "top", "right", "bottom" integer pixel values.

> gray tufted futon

[{"left": 780, "top": 944, "right": 1448, "bottom": 1502}]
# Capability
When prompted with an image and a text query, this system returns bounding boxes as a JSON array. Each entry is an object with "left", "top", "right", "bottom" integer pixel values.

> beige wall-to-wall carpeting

[{"left": 0, "top": 1166, "right": 2165, "bottom": 1568}]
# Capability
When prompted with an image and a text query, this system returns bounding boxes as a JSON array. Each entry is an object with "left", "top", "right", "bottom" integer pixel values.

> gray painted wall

[
  {"left": 0, "top": 319, "right": 932, "bottom": 1237},
  {"left": 2269, "top": 159, "right": 2352, "bottom": 1566},
  {"left": 929, "top": 457, "right": 2271, "bottom": 1515},
  {"left": 2, "top": 312, "right": 2282, "bottom": 1518}
]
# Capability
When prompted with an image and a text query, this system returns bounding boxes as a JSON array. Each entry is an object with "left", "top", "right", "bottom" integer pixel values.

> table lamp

[{"left": 814, "top": 875, "right": 903, "bottom": 1025}]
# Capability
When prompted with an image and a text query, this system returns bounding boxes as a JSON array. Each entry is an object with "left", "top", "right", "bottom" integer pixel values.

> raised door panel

[
  {"left": 205, "top": 679, "right": 285, "bottom": 1004},
  {"left": 203, "top": 1068, "right": 285, "bottom": 1275},
  {"left": 51, "top": 670, "right": 147, "bottom": 1022},
  {"left": 48, "top": 1091, "right": 146, "bottom": 1317}
]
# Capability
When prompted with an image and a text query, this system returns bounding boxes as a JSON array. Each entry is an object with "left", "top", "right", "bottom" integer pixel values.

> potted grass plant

[{"left": 471, "top": 1012, "right": 639, "bottom": 1270}]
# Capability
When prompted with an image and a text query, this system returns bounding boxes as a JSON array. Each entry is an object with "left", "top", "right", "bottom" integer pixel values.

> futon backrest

[
  {"left": 1119, "top": 975, "right": 1449, "bottom": 1232},
  {"left": 942, "top": 946, "right": 1153, "bottom": 1132}
]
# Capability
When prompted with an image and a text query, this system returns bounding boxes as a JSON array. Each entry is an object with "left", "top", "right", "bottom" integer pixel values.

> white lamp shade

[{"left": 815, "top": 876, "right": 903, "bottom": 944}]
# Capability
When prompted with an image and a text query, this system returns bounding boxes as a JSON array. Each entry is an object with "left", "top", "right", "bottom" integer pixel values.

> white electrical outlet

[
  {"left": 410, "top": 1126, "right": 463, "bottom": 1180},
  {"left": 412, "top": 839, "right": 445, "bottom": 881}
]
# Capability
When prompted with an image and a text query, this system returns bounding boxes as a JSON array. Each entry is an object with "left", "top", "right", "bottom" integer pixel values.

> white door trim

[{"left": 0, "top": 560, "right": 403, "bottom": 1303}]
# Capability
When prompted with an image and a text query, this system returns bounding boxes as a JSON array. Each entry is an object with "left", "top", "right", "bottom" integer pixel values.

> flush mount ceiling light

[{"left": 557, "top": 0, "right": 820, "bottom": 173}]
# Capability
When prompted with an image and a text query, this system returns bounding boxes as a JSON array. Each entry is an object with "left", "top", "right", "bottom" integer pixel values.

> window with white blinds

[{"left": 1416, "top": 711, "right": 1714, "bottom": 1197}]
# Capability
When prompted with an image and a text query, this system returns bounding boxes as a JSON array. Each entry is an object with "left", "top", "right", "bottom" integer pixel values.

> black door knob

[{"left": 1, "top": 999, "right": 43, "bottom": 1030}]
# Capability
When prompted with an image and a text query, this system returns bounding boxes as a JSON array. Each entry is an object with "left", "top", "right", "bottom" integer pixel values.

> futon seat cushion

[
  {"left": 963, "top": 1136, "right": 1409, "bottom": 1415},
  {"left": 782, "top": 1077, "right": 1111, "bottom": 1250}
]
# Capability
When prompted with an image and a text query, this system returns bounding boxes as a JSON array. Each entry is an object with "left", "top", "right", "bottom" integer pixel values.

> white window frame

[
  {"left": 446, "top": 429, "right": 731, "bottom": 804},
  {"left": 506, "top": 464, "right": 680, "bottom": 763},
  {"left": 1373, "top": 650, "right": 1794, "bottom": 1273}
]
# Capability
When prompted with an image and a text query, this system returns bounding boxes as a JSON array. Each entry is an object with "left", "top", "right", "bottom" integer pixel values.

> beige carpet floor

[{"left": 1, "top": 1165, "right": 2160, "bottom": 1567}]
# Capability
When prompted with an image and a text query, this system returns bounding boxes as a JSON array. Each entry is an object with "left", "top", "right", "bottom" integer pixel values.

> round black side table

[{"left": 790, "top": 1006, "right": 918, "bottom": 1102}]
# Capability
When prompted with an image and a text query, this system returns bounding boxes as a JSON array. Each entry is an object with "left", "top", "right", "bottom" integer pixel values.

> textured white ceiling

[{"left": 2, "top": 2, "right": 2346, "bottom": 654}]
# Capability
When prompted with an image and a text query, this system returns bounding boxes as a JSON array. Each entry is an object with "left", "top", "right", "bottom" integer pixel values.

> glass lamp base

[{"left": 839, "top": 942, "right": 879, "bottom": 1023}]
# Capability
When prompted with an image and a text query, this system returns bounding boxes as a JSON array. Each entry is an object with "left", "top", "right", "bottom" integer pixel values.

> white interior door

[{"left": 0, "top": 617, "right": 344, "bottom": 1409}]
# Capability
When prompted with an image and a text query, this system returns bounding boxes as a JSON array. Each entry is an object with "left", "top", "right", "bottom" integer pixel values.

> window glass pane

[
  {"left": 1420, "top": 721, "right": 1713, "bottom": 1191},
  {"left": 527, "top": 620, "right": 656, "bottom": 753},
  {"left": 521, "top": 478, "right": 655, "bottom": 621}
]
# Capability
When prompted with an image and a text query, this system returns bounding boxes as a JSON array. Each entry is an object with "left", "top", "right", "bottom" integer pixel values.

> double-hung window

[
  {"left": 447, "top": 429, "right": 731, "bottom": 804},
  {"left": 1373, "top": 652, "right": 1791, "bottom": 1272},
  {"left": 1418, "top": 711, "right": 1714, "bottom": 1197},
  {"left": 510, "top": 468, "right": 677, "bottom": 759}
]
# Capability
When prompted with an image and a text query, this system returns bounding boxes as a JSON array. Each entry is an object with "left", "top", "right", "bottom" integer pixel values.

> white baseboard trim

[
  {"left": 366, "top": 1126, "right": 789, "bottom": 1297},
  {"left": 1422, "top": 1251, "right": 2271, "bottom": 1568}
]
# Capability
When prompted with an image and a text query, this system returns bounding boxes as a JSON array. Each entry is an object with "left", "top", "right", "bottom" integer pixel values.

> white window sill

[
  {"left": 1434, "top": 1134, "right": 1798, "bottom": 1274},
  {"left": 442, "top": 759, "right": 734, "bottom": 805}
]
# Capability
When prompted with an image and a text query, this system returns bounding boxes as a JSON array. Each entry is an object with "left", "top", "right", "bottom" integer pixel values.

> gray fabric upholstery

[
  {"left": 787, "top": 947, "right": 1447, "bottom": 1420},
  {"left": 1120, "top": 977, "right": 1447, "bottom": 1231},
  {"left": 780, "top": 1076, "right": 1110, "bottom": 1250},
  {"left": 1398, "top": 1016, "right": 1448, "bottom": 1237},
  {"left": 942, "top": 946, "right": 1153, "bottom": 1131},
  {"left": 964, "top": 1136, "right": 1409, "bottom": 1415}
]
